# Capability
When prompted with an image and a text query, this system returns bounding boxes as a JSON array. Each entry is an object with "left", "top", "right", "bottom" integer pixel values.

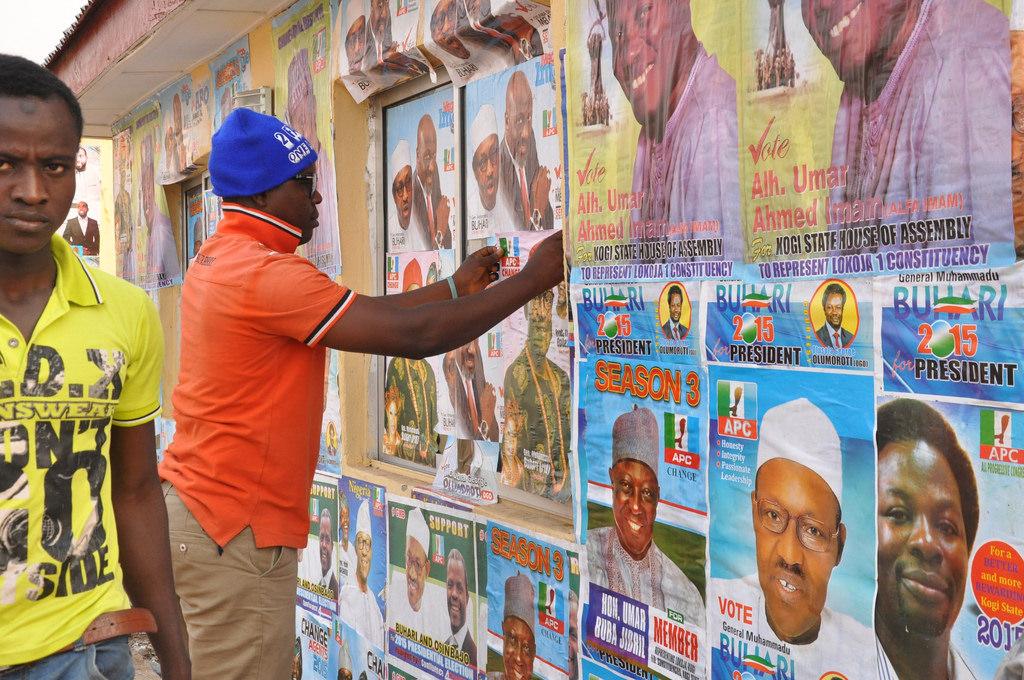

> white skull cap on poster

[{"left": 756, "top": 397, "right": 842, "bottom": 500}]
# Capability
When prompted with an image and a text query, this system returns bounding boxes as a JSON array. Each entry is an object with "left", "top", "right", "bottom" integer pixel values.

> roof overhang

[{"left": 48, "top": 0, "right": 292, "bottom": 137}]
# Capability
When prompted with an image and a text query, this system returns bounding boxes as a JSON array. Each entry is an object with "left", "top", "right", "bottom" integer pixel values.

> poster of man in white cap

[
  {"left": 337, "top": 476, "right": 388, "bottom": 675},
  {"left": 334, "top": 0, "right": 429, "bottom": 104},
  {"left": 579, "top": 357, "right": 707, "bottom": 679},
  {"left": 486, "top": 521, "right": 575, "bottom": 680},
  {"left": 466, "top": 56, "right": 562, "bottom": 238},
  {"left": 421, "top": 0, "right": 551, "bottom": 87},
  {"left": 706, "top": 365, "right": 876, "bottom": 679},
  {"left": 387, "top": 499, "right": 481, "bottom": 679},
  {"left": 384, "top": 87, "right": 458, "bottom": 253}
]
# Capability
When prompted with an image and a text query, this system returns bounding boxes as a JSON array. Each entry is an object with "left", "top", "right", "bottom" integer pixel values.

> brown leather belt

[{"left": 54, "top": 608, "right": 157, "bottom": 654}]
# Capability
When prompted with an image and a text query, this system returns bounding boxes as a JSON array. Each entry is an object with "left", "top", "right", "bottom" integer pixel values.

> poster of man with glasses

[{"left": 706, "top": 366, "right": 876, "bottom": 679}]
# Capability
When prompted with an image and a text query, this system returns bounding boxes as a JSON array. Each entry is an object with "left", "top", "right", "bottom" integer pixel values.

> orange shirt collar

[{"left": 217, "top": 203, "right": 303, "bottom": 253}]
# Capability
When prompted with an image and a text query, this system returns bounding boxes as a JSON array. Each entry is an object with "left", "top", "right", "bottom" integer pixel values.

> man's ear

[{"left": 251, "top": 191, "right": 271, "bottom": 210}]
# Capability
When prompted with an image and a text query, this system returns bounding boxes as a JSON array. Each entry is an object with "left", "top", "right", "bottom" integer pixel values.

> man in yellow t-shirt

[{"left": 0, "top": 55, "right": 190, "bottom": 677}]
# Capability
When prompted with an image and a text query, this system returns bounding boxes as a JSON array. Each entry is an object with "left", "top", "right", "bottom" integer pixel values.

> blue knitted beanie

[{"left": 209, "top": 108, "right": 318, "bottom": 197}]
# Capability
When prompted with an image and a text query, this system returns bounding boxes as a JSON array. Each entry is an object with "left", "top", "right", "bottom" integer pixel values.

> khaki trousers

[{"left": 163, "top": 482, "right": 297, "bottom": 680}]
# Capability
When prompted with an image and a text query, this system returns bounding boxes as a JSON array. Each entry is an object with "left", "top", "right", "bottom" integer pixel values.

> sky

[{"left": 0, "top": 1, "right": 90, "bottom": 63}]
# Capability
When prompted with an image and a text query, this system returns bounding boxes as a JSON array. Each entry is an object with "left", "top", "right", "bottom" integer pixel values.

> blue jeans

[{"left": 0, "top": 636, "right": 133, "bottom": 680}]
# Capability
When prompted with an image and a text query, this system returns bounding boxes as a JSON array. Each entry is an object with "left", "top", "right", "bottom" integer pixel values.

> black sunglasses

[{"left": 292, "top": 170, "right": 318, "bottom": 196}]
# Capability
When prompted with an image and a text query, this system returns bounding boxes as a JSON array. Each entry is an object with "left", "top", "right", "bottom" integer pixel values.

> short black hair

[
  {"left": 667, "top": 284, "right": 684, "bottom": 303},
  {"left": 876, "top": 398, "right": 980, "bottom": 550},
  {"left": 822, "top": 282, "right": 847, "bottom": 307},
  {"left": 0, "top": 54, "right": 84, "bottom": 139}
]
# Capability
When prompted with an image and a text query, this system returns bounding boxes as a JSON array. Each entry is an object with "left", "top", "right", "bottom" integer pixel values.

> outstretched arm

[
  {"left": 323, "top": 233, "right": 564, "bottom": 359},
  {"left": 110, "top": 422, "right": 191, "bottom": 680}
]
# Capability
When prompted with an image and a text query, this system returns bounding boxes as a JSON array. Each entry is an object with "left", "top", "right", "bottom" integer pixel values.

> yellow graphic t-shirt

[{"left": 0, "top": 237, "right": 163, "bottom": 666}]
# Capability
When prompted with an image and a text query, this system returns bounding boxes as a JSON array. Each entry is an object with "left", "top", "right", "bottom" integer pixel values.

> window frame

[{"left": 370, "top": 73, "right": 572, "bottom": 518}]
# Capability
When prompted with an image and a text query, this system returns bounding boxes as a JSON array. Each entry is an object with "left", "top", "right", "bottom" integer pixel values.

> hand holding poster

[{"left": 494, "top": 231, "right": 572, "bottom": 503}]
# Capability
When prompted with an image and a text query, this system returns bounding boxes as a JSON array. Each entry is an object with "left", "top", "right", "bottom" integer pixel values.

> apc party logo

[
  {"left": 537, "top": 581, "right": 564, "bottom": 634},
  {"left": 980, "top": 409, "right": 1022, "bottom": 465},
  {"left": 716, "top": 380, "right": 758, "bottom": 439}
]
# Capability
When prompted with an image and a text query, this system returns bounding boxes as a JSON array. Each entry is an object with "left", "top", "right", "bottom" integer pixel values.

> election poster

[
  {"left": 156, "top": 76, "right": 194, "bottom": 185},
  {"left": 434, "top": 440, "right": 500, "bottom": 505},
  {"left": 113, "top": 129, "right": 134, "bottom": 280},
  {"left": 273, "top": 0, "right": 343, "bottom": 277},
  {"left": 706, "top": 365, "right": 876, "bottom": 679},
  {"left": 386, "top": 498, "right": 482, "bottom": 680},
  {"left": 183, "top": 184, "right": 204, "bottom": 268},
  {"left": 704, "top": 277, "right": 874, "bottom": 372},
  {"left": 385, "top": 85, "right": 459, "bottom": 253},
  {"left": 465, "top": 54, "right": 563, "bottom": 239},
  {"left": 421, "top": 0, "right": 551, "bottom": 87},
  {"left": 574, "top": 280, "right": 702, "bottom": 364},
  {"left": 728, "top": 0, "right": 1015, "bottom": 277},
  {"left": 116, "top": 101, "right": 183, "bottom": 290},
  {"left": 563, "top": 0, "right": 743, "bottom": 284},
  {"left": 62, "top": 142, "right": 103, "bottom": 265},
  {"left": 208, "top": 36, "right": 252, "bottom": 132},
  {"left": 318, "top": 349, "right": 342, "bottom": 475},
  {"left": 298, "top": 473, "right": 341, "bottom": 619},
  {"left": 295, "top": 604, "right": 337, "bottom": 679},
  {"left": 485, "top": 521, "right": 574, "bottom": 680},
  {"left": 579, "top": 357, "right": 708, "bottom": 680},
  {"left": 337, "top": 476, "right": 388, "bottom": 662},
  {"left": 872, "top": 394, "right": 1024, "bottom": 679},
  {"left": 334, "top": 0, "right": 429, "bottom": 104},
  {"left": 337, "top": 619, "right": 387, "bottom": 680},
  {"left": 494, "top": 231, "right": 572, "bottom": 503},
  {"left": 877, "top": 266, "right": 1024, "bottom": 405}
]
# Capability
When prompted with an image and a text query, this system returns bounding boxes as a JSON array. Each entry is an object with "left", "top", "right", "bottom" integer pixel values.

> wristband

[{"left": 447, "top": 276, "right": 459, "bottom": 299}]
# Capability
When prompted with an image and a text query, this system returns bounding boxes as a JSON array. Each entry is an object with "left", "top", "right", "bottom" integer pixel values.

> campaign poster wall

[
  {"left": 493, "top": 231, "right": 572, "bottom": 503},
  {"left": 296, "top": 604, "right": 337, "bottom": 679},
  {"left": 1014, "top": 14, "right": 1023, "bottom": 257},
  {"left": 337, "top": 476, "right": 388, "bottom": 661},
  {"left": 385, "top": 86, "right": 458, "bottom": 253},
  {"left": 116, "top": 101, "right": 183, "bottom": 290},
  {"left": 184, "top": 184, "right": 204, "bottom": 267},
  {"left": 563, "top": 0, "right": 742, "bottom": 283},
  {"left": 273, "top": 0, "right": 342, "bottom": 277},
  {"left": 877, "top": 266, "right": 1024, "bottom": 405},
  {"left": 63, "top": 143, "right": 103, "bottom": 266},
  {"left": 725, "top": 0, "right": 1015, "bottom": 277},
  {"left": 156, "top": 76, "right": 194, "bottom": 185},
  {"left": 386, "top": 498, "right": 481, "bottom": 679},
  {"left": 574, "top": 280, "right": 702, "bottom": 364},
  {"left": 579, "top": 357, "right": 707, "bottom": 680},
  {"left": 209, "top": 36, "right": 253, "bottom": 132},
  {"left": 465, "top": 54, "right": 562, "bottom": 240},
  {"left": 318, "top": 350, "right": 342, "bottom": 475},
  {"left": 706, "top": 365, "right": 876, "bottom": 679},
  {"left": 873, "top": 394, "right": 1024, "bottom": 679},
  {"left": 334, "top": 0, "right": 429, "bottom": 104},
  {"left": 421, "top": 0, "right": 551, "bottom": 87},
  {"left": 704, "top": 277, "right": 874, "bottom": 372},
  {"left": 434, "top": 440, "right": 500, "bottom": 505},
  {"left": 486, "top": 521, "right": 574, "bottom": 680},
  {"left": 298, "top": 473, "right": 341, "bottom": 619}
]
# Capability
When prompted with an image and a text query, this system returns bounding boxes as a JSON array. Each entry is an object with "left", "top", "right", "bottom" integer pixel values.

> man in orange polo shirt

[{"left": 158, "top": 109, "right": 564, "bottom": 680}]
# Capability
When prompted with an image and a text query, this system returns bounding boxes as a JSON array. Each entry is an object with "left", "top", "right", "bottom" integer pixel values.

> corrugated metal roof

[{"left": 44, "top": 0, "right": 103, "bottom": 68}]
